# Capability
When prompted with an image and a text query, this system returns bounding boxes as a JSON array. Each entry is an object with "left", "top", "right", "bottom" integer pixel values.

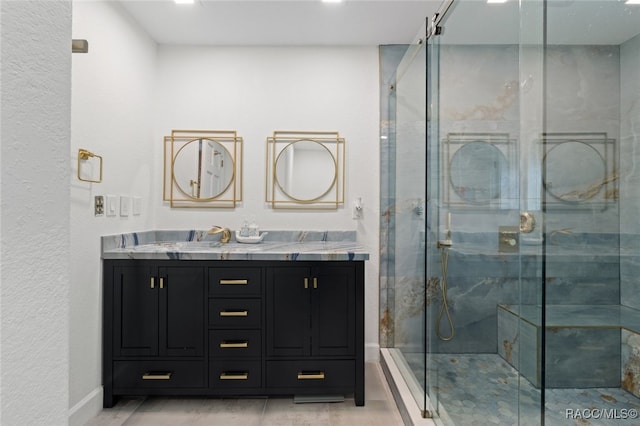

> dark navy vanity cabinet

[{"left": 102, "top": 260, "right": 365, "bottom": 408}]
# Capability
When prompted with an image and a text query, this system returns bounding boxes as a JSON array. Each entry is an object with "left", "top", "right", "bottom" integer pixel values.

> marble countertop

[{"left": 101, "top": 230, "right": 369, "bottom": 261}]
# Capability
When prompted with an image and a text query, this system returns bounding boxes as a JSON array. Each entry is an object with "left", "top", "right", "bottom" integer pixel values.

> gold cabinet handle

[
  {"left": 219, "top": 310, "right": 248, "bottom": 317},
  {"left": 220, "top": 372, "right": 249, "bottom": 380},
  {"left": 304, "top": 277, "right": 309, "bottom": 289},
  {"left": 159, "top": 277, "right": 164, "bottom": 289},
  {"left": 297, "top": 371, "right": 325, "bottom": 380},
  {"left": 150, "top": 277, "right": 155, "bottom": 289},
  {"left": 313, "top": 277, "right": 318, "bottom": 289},
  {"left": 219, "top": 279, "right": 248, "bottom": 285},
  {"left": 142, "top": 372, "right": 172, "bottom": 380},
  {"left": 219, "top": 340, "right": 249, "bottom": 348}
]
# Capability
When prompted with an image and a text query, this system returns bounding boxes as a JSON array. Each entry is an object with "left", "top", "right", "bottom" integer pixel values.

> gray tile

[
  {"left": 262, "top": 397, "right": 333, "bottom": 426},
  {"left": 85, "top": 398, "right": 145, "bottom": 426},
  {"left": 84, "top": 362, "right": 402, "bottom": 426}
]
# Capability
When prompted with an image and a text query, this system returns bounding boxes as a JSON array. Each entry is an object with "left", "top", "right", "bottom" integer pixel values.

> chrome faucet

[{"left": 208, "top": 226, "right": 231, "bottom": 243}]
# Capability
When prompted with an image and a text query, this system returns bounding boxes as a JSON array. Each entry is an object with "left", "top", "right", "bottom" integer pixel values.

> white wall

[
  {"left": 153, "top": 45, "right": 379, "bottom": 231},
  {"left": 152, "top": 45, "right": 381, "bottom": 359},
  {"left": 70, "top": 2, "right": 157, "bottom": 424},
  {"left": 70, "top": 5, "right": 381, "bottom": 423},
  {"left": 1, "top": 2, "right": 71, "bottom": 424}
]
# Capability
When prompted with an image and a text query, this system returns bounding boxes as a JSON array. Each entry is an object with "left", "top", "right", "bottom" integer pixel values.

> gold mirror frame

[
  {"left": 443, "top": 132, "right": 515, "bottom": 210},
  {"left": 266, "top": 131, "right": 345, "bottom": 209},
  {"left": 541, "top": 132, "right": 617, "bottom": 210},
  {"left": 163, "top": 129, "right": 243, "bottom": 208}
]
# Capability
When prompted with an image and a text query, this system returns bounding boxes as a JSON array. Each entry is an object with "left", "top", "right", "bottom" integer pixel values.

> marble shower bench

[{"left": 498, "top": 304, "right": 640, "bottom": 397}]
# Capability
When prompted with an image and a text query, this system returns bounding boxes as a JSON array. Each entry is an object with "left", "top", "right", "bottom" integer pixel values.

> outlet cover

[{"left": 94, "top": 195, "right": 104, "bottom": 216}]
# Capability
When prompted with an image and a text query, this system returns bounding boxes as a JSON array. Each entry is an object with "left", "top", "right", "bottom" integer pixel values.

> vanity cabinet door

[
  {"left": 266, "top": 264, "right": 356, "bottom": 358},
  {"left": 311, "top": 266, "right": 356, "bottom": 357},
  {"left": 114, "top": 265, "right": 159, "bottom": 357},
  {"left": 266, "top": 267, "right": 311, "bottom": 357},
  {"left": 158, "top": 267, "right": 205, "bottom": 357},
  {"left": 112, "top": 264, "right": 205, "bottom": 358}
]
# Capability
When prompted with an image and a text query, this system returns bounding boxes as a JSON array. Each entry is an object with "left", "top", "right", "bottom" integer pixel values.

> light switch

[
  {"left": 120, "top": 196, "right": 130, "bottom": 217},
  {"left": 106, "top": 195, "right": 117, "bottom": 217},
  {"left": 132, "top": 196, "right": 142, "bottom": 216}
]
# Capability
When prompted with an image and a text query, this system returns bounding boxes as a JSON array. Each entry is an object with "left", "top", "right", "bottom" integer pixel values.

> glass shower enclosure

[{"left": 381, "top": 0, "right": 640, "bottom": 424}]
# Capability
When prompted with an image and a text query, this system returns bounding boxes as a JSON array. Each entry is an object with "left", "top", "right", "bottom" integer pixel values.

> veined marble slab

[{"left": 101, "top": 230, "right": 369, "bottom": 261}]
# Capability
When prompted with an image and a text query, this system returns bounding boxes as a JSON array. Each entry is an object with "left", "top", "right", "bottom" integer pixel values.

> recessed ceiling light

[
  {"left": 627, "top": 0, "right": 640, "bottom": 4},
  {"left": 175, "top": 0, "right": 194, "bottom": 4},
  {"left": 487, "top": 0, "right": 508, "bottom": 3},
  {"left": 323, "top": 0, "right": 343, "bottom": 3}
]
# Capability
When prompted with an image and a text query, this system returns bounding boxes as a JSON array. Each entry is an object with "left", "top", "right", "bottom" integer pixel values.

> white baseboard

[
  {"left": 68, "top": 386, "right": 103, "bottom": 426},
  {"left": 365, "top": 343, "right": 380, "bottom": 362}
]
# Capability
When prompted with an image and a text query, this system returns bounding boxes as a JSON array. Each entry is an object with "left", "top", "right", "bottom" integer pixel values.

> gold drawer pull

[
  {"left": 220, "top": 372, "right": 249, "bottom": 380},
  {"left": 220, "top": 341, "right": 249, "bottom": 348},
  {"left": 142, "top": 372, "right": 172, "bottom": 380},
  {"left": 219, "top": 310, "right": 248, "bottom": 317},
  {"left": 297, "top": 371, "right": 325, "bottom": 380},
  {"left": 219, "top": 279, "right": 248, "bottom": 285}
]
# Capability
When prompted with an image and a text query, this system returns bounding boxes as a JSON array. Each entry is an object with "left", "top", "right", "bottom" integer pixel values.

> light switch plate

[
  {"left": 132, "top": 196, "right": 142, "bottom": 216},
  {"left": 120, "top": 196, "right": 130, "bottom": 217},
  {"left": 106, "top": 195, "right": 117, "bottom": 217}
]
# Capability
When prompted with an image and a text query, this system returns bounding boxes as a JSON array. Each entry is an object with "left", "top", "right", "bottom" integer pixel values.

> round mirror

[
  {"left": 543, "top": 141, "right": 605, "bottom": 202},
  {"left": 449, "top": 141, "right": 508, "bottom": 204},
  {"left": 172, "top": 138, "right": 234, "bottom": 200},
  {"left": 274, "top": 139, "right": 337, "bottom": 202}
]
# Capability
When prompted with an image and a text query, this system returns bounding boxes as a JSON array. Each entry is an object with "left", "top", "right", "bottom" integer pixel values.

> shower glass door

[
  {"left": 390, "top": 20, "right": 429, "bottom": 415},
  {"left": 425, "top": 0, "right": 545, "bottom": 424}
]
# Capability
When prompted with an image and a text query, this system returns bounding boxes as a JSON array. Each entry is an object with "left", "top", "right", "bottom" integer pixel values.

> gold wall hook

[{"left": 77, "top": 149, "right": 102, "bottom": 183}]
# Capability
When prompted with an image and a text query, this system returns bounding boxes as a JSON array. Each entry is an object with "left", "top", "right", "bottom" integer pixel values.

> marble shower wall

[
  {"left": 381, "top": 43, "right": 630, "bottom": 355},
  {"left": 379, "top": 43, "right": 428, "bottom": 353},
  {"left": 379, "top": 45, "right": 411, "bottom": 348},
  {"left": 620, "top": 33, "right": 640, "bottom": 311}
]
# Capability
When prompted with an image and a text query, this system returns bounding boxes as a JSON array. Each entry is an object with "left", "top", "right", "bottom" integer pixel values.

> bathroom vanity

[{"left": 101, "top": 231, "right": 368, "bottom": 408}]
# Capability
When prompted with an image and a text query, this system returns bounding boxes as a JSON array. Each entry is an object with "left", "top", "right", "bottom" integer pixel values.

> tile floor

[
  {"left": 405, "top": 353, "right": 640, "bottom": 426},
  {"left": 86, "top": 362, "right": 404, "bottom": 426}
]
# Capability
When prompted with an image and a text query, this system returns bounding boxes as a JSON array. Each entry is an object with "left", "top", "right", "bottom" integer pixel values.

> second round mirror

[{"left": 274, "top": 139, "right": 337, "bottom": 202}]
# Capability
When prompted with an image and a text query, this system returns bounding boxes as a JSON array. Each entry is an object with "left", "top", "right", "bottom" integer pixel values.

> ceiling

[
  {"left": 115, "top": 0, "right": 640, "bottom": 47},
  {"left": 116, "top": 0, "right": 441, "bottom": 46}
]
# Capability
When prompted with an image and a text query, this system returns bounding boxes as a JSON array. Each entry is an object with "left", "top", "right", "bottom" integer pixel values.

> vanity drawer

[
  {"left": 210, "top": 360, "right": 262, "bottom": 389},
  {"left": 113, "top": 360, "right": 205, "bottom": 389},
  {"left": 209, "top": 299, "right": 262, "bottom": 328},
  {"left": 266, "top": 360, "right": 354, "bottom": 389},
  {"left": 209, "top": 330, "right": 261, "bottom": 358},
  {"left": 209, "top": 268, "right": 261, "bottom": 296}
]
